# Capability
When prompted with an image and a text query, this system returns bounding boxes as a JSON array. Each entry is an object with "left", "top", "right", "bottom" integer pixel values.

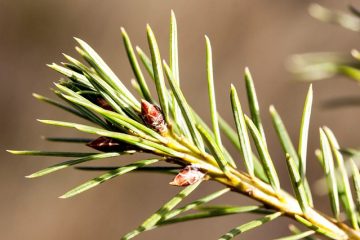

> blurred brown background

[{"left": 1, "top": 0, "right": 360, "bottom": 239}]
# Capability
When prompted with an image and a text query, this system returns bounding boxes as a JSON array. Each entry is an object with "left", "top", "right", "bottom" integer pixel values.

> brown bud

[
  {"left": 169, "top": 165, "right": 206, "bottom": 187},
  {"left": 95, "top": 97, "right": 113, "bottom": 111},
  {"left": 141, "top": 100, "right": 167, "bottom": 133},
  {"left": 87, "top": 136, "right": 137, "bottom": 153}
]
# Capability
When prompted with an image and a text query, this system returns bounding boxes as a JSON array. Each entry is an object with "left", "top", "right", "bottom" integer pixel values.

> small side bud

[
  {"left": 95, "top": 97, "right": 113, "bottom": 111},
  {"left": 87, "top": 136, "right": 136, "bottom": 153},
  {"left": 141, "top": 99, "right": 167, "bottom": 133},
  {"left": 169, "top": 165, "right": 206, "bottom": 187}
]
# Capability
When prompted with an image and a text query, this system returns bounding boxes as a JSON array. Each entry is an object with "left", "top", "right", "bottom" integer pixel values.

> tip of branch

[
  {"left": 308, "top": 3, "right": 322, "bottom": 17},
  {"left": 73, "top": 37, "right": 82, "bottom": 43},
  {"left": 204, "top": 35, "right": 210, "bottom": 44},
  {"left": 351, "top": 49, "right": 360, "bottom": 58},
  {"left": 171, "top": 9, "right": 176, "bottom": 19},
  {"left": 146, "top": 24, "right": 152, "bottom": 31},
  {"left": 269, "top": 105, "right": 275, "bottom": 113},
  {"left": 230, "top": 84, "right": 236, "bottom": 92}
]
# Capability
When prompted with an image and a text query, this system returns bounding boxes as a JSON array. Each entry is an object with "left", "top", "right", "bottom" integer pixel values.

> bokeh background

[{"left": 1, "top": 0, "right": 359, "bottom": 239}]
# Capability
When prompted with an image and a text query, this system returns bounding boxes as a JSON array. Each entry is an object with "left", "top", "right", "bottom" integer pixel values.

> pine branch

[{"left": 9, "top": 10, "right": 360, "bottom": 240}]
